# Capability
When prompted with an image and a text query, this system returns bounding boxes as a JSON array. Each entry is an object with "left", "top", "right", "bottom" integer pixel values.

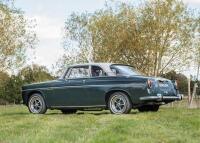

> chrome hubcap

[
  {"left": 29, "top": 96, "right": 43, "bottom": 113},
  {"left": 110, "top": 94, "right": 126, "bottom": 114}
]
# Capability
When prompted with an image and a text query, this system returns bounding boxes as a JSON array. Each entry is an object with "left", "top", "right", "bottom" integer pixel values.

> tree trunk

[
  {"left": 197, "top": 61, "right": 200, "bottom": 80},
  {"left": 190, "top": 83, "right": 197, "bottom": 108},
  {"left": 194, "top": 58, "right": 200, "bottom": 108},
  {"left": 153, "top": 54, "right": 158, "bottom": 77},
  {"left": 188, "top": 76, "right": 191, "bottom": 107}
]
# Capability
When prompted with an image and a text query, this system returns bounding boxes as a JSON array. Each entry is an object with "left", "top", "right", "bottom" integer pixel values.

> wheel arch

[
  {"left": 105, "top": 89, "right": 133, "bottom": 107},
  {"left": 24, "top": 90, "right": 44, "bottom": 106}
]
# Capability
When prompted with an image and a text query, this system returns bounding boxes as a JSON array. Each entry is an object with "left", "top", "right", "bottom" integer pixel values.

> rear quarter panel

[{"left": 86, "top": 76, "right": 148, "bottom": 105}]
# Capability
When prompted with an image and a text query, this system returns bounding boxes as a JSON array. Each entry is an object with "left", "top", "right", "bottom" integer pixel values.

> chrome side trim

[
  {"left": 140, "top": 95, "right": 182, "bottom": 101},
  {"left": 22, "top": 83, "right": 136, "bottom": 92},
  {"left": 140, "top": 96, "right": 160, "bottom": 101},
  {"left": 51, "top": 105, "right": 106, "bottom": 108},
  {"left": 162, "top": 96, "right": 179, "bottom": 99}
]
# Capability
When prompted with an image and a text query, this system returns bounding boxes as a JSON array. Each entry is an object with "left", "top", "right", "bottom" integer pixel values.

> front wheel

[
  {"left": 138, "top": 105, "right": 159, "bottom": 112},
  {"left": 108, "top": 92, "right": 132, "bottom": 114},
  {"left": 28, "top": 93, "right": 47, "bottom": 114}
]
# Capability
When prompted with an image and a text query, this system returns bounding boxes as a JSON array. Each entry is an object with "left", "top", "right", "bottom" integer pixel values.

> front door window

[{"left": 68, "top": 66, "right": 89, "bottom": 79}]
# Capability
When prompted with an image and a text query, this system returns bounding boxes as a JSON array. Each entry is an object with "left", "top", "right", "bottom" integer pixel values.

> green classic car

[{"left": 22, "top": 63, "right": 182, "bottom": 114}]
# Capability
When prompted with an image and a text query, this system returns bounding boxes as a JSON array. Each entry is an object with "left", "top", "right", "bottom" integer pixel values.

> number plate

[{"left": 159, "top": 83, "right": 169, "bottom": 87}]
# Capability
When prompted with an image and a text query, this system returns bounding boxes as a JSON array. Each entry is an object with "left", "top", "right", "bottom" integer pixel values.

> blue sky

[{"left": 14, "top": 0, "right": 200, "bottom": 75}]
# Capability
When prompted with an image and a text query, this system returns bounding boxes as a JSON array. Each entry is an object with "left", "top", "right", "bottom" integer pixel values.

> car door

[
  {"left": 83, "top": 65, "right": 108, "bottom": 106},
  {"left": 50, "top": 66, "right": 90, "bottom": 107}
]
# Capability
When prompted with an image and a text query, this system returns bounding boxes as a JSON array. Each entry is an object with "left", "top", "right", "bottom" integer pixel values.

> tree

[
  {"left": 19, "top": 64, "right": 54, "bottom": 84},
  {"left": 134, "top": 0, "right": 196, "bottom": 76},
  {"left": 59, "top": 0, "right": 198, "bottom": 76},
  {"left": 0, "top": 64, "right": 54, "bottom": 104},
  {"left": 0, "top": 0, "right": 36, "bottom": 72},
  {"left": 188, "top": 16, "right": 200, "bottom": 107},
  {"left": 161, "top": 70, "right": 188, "bottom": 94},
  {"left": 4, "top": 75, "right": 23, "bottom": 104},
  {"left": 0, "top": 71, "right": 9, "bottom": 104}
]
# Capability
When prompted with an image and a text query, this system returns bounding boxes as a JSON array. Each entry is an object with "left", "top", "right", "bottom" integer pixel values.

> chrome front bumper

[{"left": 140, "top": 94, "right": 183, "bottom": 101}]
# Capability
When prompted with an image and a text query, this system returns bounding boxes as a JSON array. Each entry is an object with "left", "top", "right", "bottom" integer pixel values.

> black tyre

[
  {"left": 28, "top": 93, "right": 47, "bottom": 114},
  {"left": 138, "top": 105, "right": 159, "bottom": 112},
  {"left": 150, "top": 105, "right": 159, "bottom": 112},
  {"left": 108, "top": 92, "right": 132, "bottom": 114},
  {"left": 61, "top": 109, "right": 77, "bottom": 114}
]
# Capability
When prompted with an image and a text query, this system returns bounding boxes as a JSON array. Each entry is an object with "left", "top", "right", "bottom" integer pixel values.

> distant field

[{"left": 0, "top": 103, "right": 200, "bottom": 143}]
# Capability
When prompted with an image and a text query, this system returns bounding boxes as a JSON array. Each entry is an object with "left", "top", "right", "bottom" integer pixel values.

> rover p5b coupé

[{"left": 22, "top": 63, "right": 182, "bottom": 114}]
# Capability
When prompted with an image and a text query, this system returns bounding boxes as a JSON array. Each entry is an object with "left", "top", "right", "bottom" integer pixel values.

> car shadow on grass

[
  {"left": 76, "top": 111, "right": 110, "bottom": 115},
  {"left": 44, "top": 111, "right": 110, "bottom": 116},
  {"left": 0, "top": 111, "right": 110, "bottom": 116},
  {"left": 44, "top": 110, "right": 139, "bottom": 116},
  {"left": 2, "top": 110, "right": 139, "bottom": 116},
  {"left": 70, "top": 110, "right": 138, "bottom": 115}
]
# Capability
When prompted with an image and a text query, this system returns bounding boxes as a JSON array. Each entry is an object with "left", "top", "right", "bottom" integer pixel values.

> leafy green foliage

[
  {"left": 0, "top": 71, "right": 10, "bottom": 104},
  {"left": 0, "top": 64, "right": 54, "bottom": 104},
  {"left": 161, "top": 70, "right": 188, "bottom": 94},
  {"left": 19, "top": 64, "right": 54, "bottom": 84},
  {"left": 4, "top": 75, "right": 23, "bottom": 104}
]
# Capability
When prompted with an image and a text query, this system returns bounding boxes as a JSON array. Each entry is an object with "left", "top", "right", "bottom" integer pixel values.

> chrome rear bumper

[{"left": 140, "top": 94, "right": 183, "bottom": 101}]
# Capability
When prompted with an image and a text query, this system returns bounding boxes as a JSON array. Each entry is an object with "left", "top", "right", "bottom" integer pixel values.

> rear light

[
  {"left": 147, "top": 79, "right": 153, "bottom": 88},
  {"left": 174, "top": 80, "right": 178, "bottom": 89}
]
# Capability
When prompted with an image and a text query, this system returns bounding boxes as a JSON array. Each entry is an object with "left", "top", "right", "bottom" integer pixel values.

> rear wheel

[
  {"left": 28, "top": 93, "right": 47, "bottom": 114},
  {"left": 61, "top": 109, "right": 77, "bottom": 114},
  {"left": 138, "top": 105, "right": 159, "bottom": 112},
  {"left": 108, "top": 92, "right": 132, "bottom": 114}
]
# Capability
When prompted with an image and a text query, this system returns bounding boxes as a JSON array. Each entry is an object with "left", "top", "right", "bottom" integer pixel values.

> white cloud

[
  {"left": 30, "top": 15, "right": 64, "bottom": 40},
  {"left": 33, "top": 44, "right": 64, "bottom": 69},
  {"left": 26, "top": 39, "right": 64, "bottom": 70},
  {"left": 25, "top": 15, "right": 65, "bottom": 71},
  {"left": 182, "top": 0, "right": 200, "bottom": 5}
]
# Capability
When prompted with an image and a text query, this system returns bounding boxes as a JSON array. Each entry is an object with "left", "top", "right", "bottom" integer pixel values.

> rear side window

[
  {"left": 91, "top": 66, "right": 106, "bottom": 77},
  {"left": 68, "top": 66, "right": 89, "bottom": 79},
  {"left": 110, "top": 65, "right": 140, "bottom": 76}
]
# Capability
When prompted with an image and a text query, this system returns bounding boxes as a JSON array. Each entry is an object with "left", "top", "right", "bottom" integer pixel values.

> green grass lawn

[{"left": 0, "top": 105, "right": 200, "bottom": 143}]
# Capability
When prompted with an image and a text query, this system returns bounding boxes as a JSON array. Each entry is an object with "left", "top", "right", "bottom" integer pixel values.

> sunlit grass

[{"left": 0, "top": 104, "right": 200, "bottom": 143}]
